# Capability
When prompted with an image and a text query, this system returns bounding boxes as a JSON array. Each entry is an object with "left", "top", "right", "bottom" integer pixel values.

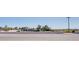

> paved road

[
  {"left": 0, "top": 33, "right": 79, "bottom": 41},
  {"left": 0, "top": 32, "right": 64, "bottom": 34}
]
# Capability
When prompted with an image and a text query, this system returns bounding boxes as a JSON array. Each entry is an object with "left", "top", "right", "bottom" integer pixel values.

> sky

[{"left": 0, "top": 17, "right": 79, "bottom": 29}]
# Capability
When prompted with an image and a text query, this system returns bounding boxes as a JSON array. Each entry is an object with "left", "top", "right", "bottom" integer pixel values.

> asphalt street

[{"left": 0, "top": 32, "right": 79, "bottom": 41}]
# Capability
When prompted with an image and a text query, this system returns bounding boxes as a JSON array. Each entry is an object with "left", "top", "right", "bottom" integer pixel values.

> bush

[
  {"left": 17, "top": 30, "right": 20, "bottom": 32},
  {"left": 41, "top": 25, "right": 51, "bottom": 31},
  {"left": 72, "top": 30, "right": 75, "bottom": 33},
  {"left": 64, "top": 30, "right": 72, "bottom": 33}
]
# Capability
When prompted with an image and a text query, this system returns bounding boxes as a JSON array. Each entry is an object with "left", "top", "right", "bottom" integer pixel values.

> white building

[
  {"left": 8, "top": 30, "right": 18, "bottom": 32},
  {"left": 0, "top": 30, "right": 18, "bottom": 32}
]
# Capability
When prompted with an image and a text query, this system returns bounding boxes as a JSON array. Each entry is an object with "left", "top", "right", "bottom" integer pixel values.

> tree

[
  {"left": 0, "top": 27, "right": 2, "bottom": 29},
  {"left": 36, "top": 25, "right": 41, "bottom": 31},
  {"left": 3, "top": 25, "right": 9, "bottom": 31},
  {"left": 41, "top": 25, "right": 51, "bottom": 31},
  {"left": 14, "top": 27, "right": 18, "bottom": 30},
  {"left": 21, "top": 27, "right": 29, "bottom": 31},
  {"left": 4, "top": 25, "right": 8, "bottom": 28},
  {"left": 3, "top": 25, "right": 13, "bottom": 31}
]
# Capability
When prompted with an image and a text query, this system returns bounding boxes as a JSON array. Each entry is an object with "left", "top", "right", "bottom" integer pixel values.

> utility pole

[{"left": 67, "top": 17, "right": 70, "bottom": 32}]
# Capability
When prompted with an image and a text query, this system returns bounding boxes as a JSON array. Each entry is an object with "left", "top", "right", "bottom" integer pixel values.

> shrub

[
  {"left": 64, "top": 29, "right": 72, "bottom": 33},
  {"left": 72, "top": 30, "right": 75, "bottom": 33}
]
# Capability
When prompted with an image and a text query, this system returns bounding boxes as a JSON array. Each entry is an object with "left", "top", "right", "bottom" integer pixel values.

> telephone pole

[{"left": 67, "top": 17, "right": 70, "bottom": 32}]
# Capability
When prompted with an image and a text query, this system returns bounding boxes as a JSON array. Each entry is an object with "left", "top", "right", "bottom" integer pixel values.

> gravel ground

[{"left": 0, "top": 33, "right": 79, "bottom": 41}]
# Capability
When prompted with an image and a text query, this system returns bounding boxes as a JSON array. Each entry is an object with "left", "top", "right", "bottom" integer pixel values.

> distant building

[{"left": 8, "top": 30, "right": 18, "bottom": 32}]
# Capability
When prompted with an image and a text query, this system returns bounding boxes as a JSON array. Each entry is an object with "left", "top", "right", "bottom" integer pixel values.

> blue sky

[{"left": 0, "top": 17, "right": 79, "bottom": 29}]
